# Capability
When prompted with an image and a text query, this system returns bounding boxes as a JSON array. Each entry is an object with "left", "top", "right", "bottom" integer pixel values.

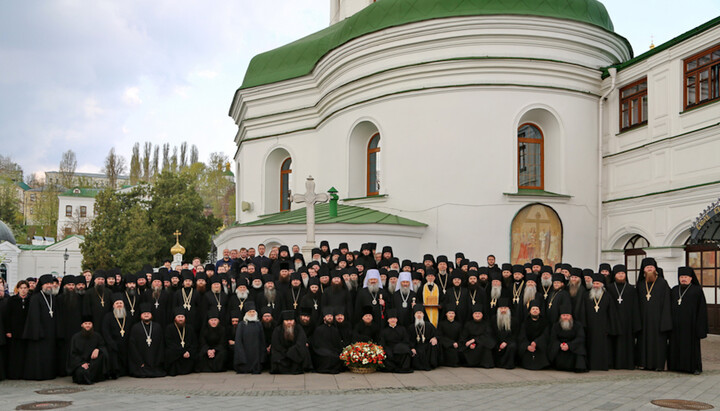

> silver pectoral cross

[
  {"left": 49, "top": 310, "right": 53, "bottom": 318},
  {"left": 217, "top": 304, "right": 222, "bottom": 311},
  {"left": 155, "top": 301, "right": 159, "bottom": 309},
  {"left": 146, "top": 337, "right": 152, "bottom": 346},
  {"left": 617, "top": 296, "right": 623, "bottom": 304}
]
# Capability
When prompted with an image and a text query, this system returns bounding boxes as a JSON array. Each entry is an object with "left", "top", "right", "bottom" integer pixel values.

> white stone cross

[{"left": 292, "top": 176, "right": 330, "bottom": 254}]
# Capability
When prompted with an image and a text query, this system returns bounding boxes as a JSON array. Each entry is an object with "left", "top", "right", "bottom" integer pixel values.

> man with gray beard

[
  {"left": 102, "top": 295, "right": 131, "bottom": 378},
  {"left": 354, "top": 269, "right": 389, "bottom": 327},
  {"left": 521, "top": 273, "right": 542, "bottom": 321},
  {"left": 549, "top": 308, "right": 587, "bottom": 372},
  {"left": 492, "top": 298, "right": 518, "bottom": 369},
  {"left": 408, "top": 305, "right": 439, "bottom": 371},
  {"left": 583, "top": 269, "right": 594, "bottom": 290},
  {"left": 228, "top": 276, "right": 251, "bottom": 314},
  {"left": 256, "top": 278, "right": 281, "bottom": 319},
  {"left": 584, "top": 273, "right": 617, "bottom": 371},
  {"left": 487, "top": 271, "right": 511, "bottom": 318},
  {"left": 270, "top": 311, "right": 312, "bottom": 374}
]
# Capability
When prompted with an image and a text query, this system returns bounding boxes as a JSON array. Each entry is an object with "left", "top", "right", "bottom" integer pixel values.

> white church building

[{"left": 217, "top": 1, "right": 720, "bottom": 331}]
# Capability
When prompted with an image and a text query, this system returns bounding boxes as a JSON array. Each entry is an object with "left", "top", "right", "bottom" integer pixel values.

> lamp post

[{"left": 63, "top": 248, "right": 69, "bottom": 276}]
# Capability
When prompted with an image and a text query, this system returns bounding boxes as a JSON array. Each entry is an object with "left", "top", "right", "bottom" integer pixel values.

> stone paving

[{"left": 2, "top": 336, "right": 720, "bottom": 410}]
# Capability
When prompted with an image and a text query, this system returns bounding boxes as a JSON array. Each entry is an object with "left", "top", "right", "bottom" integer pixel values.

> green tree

[
  {"left": 0, "top": 179, "right": 21, "bottom": 226},
  {"left": 149, "top": 171, "right": 221, "bottom": 262},
  {"left": 129, "top": 143, "right": 141, "bottom": 185}
]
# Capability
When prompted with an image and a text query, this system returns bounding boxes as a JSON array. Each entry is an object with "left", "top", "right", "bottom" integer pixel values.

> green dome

[{"left": 238, "top": 0, "right": 617, "bottom": 90}]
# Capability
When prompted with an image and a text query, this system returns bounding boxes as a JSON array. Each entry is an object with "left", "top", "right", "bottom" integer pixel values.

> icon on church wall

[{"left": 510, "top": 203, "right": 563, "bottom": 268}]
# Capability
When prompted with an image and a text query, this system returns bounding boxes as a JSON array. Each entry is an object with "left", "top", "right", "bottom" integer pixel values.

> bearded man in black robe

[
  {"left": 585, "top": 273, "right": 617, "bottom": 371},
  {"left": 492, "top": 299, "right": 518, "bottom": 369},
  {"left": 635, "top": 258, "right": 672, "bottom": 371},
  {"left": 142, "top": 272, "right": 172, "bottom": 328},
  {"left": 165, "top": 308, "right": 198, "bottom": 376},
  {"left": 545, "top": 273, "right": 572, "bottom": 325},
  {"left": 487, "top": 271, "right": 511, "bottom": 318},
  {"left": 391, "top": 272, "right": 416, "bottom": 327},
  {"left": 102, "top": 294, "right": 131, "bottom": 378},
  {"left": 196, "top": 308, "right": 227, "bottom": 372},
  {"left": 548, "top": 308, "right": 587, "bottom": 372},
  {"left": 444, "top": 272, "right": 469, "bottom": 324},
  {"left": 668, "top": 267, "right": 708, "bottom": 374},
  {"left": 128, "top": 303, "right": 166, "bottom": 378},
  {"left": 606, "top": 264, "right": 641, "bottom": 369},
  {"left": 270, "top": 310, "right": 312, "bottom": 374},
  {"left": 354, "top": 269, "right": 389, "bottom": 327},
  {"left": 299, "top": 278, "right": 322, "bottom": 325},
  {"left": 322, "top": 273, "right": 353, "bottom": 322},
  {"left": 408, "top": 305, "right": 439, "bottom": 371},
  {"left": 23, "top": 274, "right": 62, "bottom": 380},
  {"left": 436, "top": 305, "right": 463, "bottom": 367},
  {"left": 122, "top": 273, "right": 141, "bottom": 325},
  {"left": 83, "top": 270, "right": 112, "bottom": 329},
  {"left": 310, "top": 308, "right": 344, "bottom": 374},
  {"left": 172, "top": 270, "right": 201, "bottom": 337},
  {"left": 67, "top": 316, "right": 107, "bottom": 384},
  {"left": 466, "top": 271, "right": 487, "bottom": 319},
  {"left": 518, "top": 300, "right": 549, "bottom": 370},
  {"left": 202, "top": 276, "right": 228, "bottom": 325},
  {"left": 460, "top": 308, "right": 495, "bottom": 368},
  {"left": 379, "top": 309, "right": 412, "bottom": 373},
  {"left": 234, "top": 302, "right": 266, "bottom": 374},
  {"left": 566, "top": 268, "right": 587, "bottom": 327}
]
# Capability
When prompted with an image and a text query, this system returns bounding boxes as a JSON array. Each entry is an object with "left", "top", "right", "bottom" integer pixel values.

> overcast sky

[{"left": 1, "top": 1, "right": 718, "bottom": 180}]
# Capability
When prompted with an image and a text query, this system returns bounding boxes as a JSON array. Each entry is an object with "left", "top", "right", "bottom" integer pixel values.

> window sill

[
  {"left": 616, "top": 122, "right": 648, "bottom": 136},
  {"left": 504, "top": 189, "right": 571, "bottom": 203},
  {"left": 342, "top": 194, "right": 388, "bottom": 202},
  {"left": 681, "top": 98, "right": 720, "bottom": 115}
]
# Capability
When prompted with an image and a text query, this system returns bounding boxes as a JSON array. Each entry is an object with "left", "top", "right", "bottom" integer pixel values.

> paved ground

[{"left": 3, "top": 336, "right": 720, "bottom": 410}]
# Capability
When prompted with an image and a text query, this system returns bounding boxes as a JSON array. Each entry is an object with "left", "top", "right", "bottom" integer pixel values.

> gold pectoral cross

[
  {"left": 594, "top": 305, "right": 599, "bottom": 313},
  {"left": 293, "top": 302, "right": 298, "bottom": 309},
  {"left": 120, "top": 329, "right": 125, "bottom": 337},
  {"left": 181, "top": 341, "right": 185, "bottom": 348},
  {"left": 646, "top": 293, "right": 651, "bottom": 301}
]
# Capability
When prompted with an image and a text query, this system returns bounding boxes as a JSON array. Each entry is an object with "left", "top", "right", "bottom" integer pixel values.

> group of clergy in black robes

[{"left": 0, "top": 243, "right": 708, "bottom": 382}]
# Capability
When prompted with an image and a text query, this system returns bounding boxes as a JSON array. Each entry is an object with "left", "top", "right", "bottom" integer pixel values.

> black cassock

[
  {"left": 270, "top": 324, "right": 312, "bottom": 374},
  {"left": 234, "top": 321, "right": 266, "bottom": 374},
  {"left": 518, "top": 315, "right": 550, "bottom": 370},
  {"left": 378, "top": 325, "right": 412, "bottom": 373},
  {"left": 172, "top": 288, "right": 202, "bottom": 336},
  {"left": 408, "top": 321, "right": 439, "bottom": 371},
  {"left": 584, "top": 291, "right": 617, "bottom": 370},
  {"left": 310, "top": 323, "right": 344, "bottom": 374},
  {"left": 4, "top": 294, "right": 30, "bottom": 379},
  {"left": 353, "top": 321, "right": 380, "bottom": 343},
  {"left": 354, "top": 288, "right": 389, "bottom": 327},
  {"left": 322, "top": 286, "right": 354, "bottom": 322},
  {"left": 607, "top": 282, "right": 641, "bottom": 369},
  {"left": 668, "top": 284, "right": 708, "bottom": 373},
  {"left": 57, "top": 292, "right": 82, "bottom": 377},
  {"left": 636, "top": 278, "right": 672, "bottom": 370},
  {"left": 466, "top": 286, "right": 488, "bottom": 319},
  {"left": 164, "top": 323, "right": 198, "bottom": 376},
  {"left": 141, "top": 289, "right": 172, "bottom": 328},
  {"left": 83, "top": 287, "right": 112, "bottom": 328},
  {"left": 23, "top": 292, "right": 62, "bottom": 380},
  {"left": 568, "top": 286, "right": 587, "bottom": 327},
  {"left": 390, "top": 290, "right": 416, "bottom": 327},
  {"left": 128, "top": 321, "right": 166, "bottom": 378},
  {"left": 67, "top": 330, "right": 108, "bottom": 384},
  {"left": 196, "top": 324, "right": 227, "bottom": 372},
  {"left": 201, "top": 292, "right": 228, "bottom": 324},
  {"left": 101, "top": 312, "right": 131, "bottom": 377},
  {"left": 460, "top": 319, "right": 495, "bottom": 368},
  {"left": 299, "top": 292, "right": 323, "bottom": 326},
  {"left": 486, "top": 287, "right": 512, "bottom": 318},
  {"left": 436, "top": 319, "right": 463, "bottom": 367},
  {"left": 0, "top": 304, "right": 5, "bottom": 380},
  {"left": 544, "top": 289, "right": 571, "bottom": 325},
  {"left": 492, "top": 317, "right": 519, "bottom": 369},
  {"left": 443, "top": 287, "right": 470, "bottom": 323},
  {"left": 548, "top": 321, "right": 586, "bottom": 372}
]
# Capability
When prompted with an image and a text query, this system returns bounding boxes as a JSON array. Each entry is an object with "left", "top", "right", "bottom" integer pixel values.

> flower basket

[{"left": 339, "top": 342, "right": 386, "bottom": 372}]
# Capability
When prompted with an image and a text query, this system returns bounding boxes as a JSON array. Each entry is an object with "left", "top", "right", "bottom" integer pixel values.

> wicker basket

[{"left": 349, "top": 366, "right": 377, "bottom": 374}]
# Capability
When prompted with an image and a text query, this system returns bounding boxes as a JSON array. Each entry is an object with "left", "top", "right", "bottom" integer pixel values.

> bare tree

[
  {"left": 104, "top": 147, "right": 127, "bottom": 189},
  {"left": 190, "top": 145, "right": 199, "bottom": 165},
  {"left": 179, "top": 141, "right": 187, "bottom": 169},
  {"left": 142, "top": 142, "right": 152, "bottom": 180},
  {"left": 129, "top": 143, "right": 141, "bottom": 185},
  {"left": 152, "top": 145, "right": 159, "bottom": 179},
  {"left": 170, "top": 146, "right": 178, "bottom": 172},
  {"left": 162, "top": 143, "right": 170, "bottom": 172}
]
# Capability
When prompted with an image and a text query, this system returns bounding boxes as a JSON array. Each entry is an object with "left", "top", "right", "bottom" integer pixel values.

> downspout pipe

[{"left": 598, "top": 67, "right": 617, "bottom": 266}]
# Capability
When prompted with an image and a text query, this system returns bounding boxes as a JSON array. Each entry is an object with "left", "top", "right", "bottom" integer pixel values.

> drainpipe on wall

[{"left": 598, "top": 68, "right": 617, "bottom": 266}]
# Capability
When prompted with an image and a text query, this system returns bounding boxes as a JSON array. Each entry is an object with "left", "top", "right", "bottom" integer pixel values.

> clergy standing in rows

[
  {"left": 128, "top": 303, "right": 165, "bottom": 378},
  {"left": 668, "top": 267, "right": 708, "bottom": 374},
  {"left": 635, "top": 258, "right": 672, "bottom": 371}
]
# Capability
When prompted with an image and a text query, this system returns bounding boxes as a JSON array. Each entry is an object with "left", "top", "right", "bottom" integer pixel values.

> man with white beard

[
  {"left": 585, "top": 273, "right": 617, "bottom": 371},
  {"left": 538, "top": 267, "right": 554, "bottom": 302},
  {"left": 354, "top": 269, "right": 389, "bottom": 327},
  {"left": 391, "top": 272, "right": 416, "bottom": 327},
  {"left": 102, "top": 295, "right": 130, "bottom": 379},
  {"left": 549, "top": 308, "right": 587, "bottom": 372},
  {"left": 492, "top": 298, "right": 518, "bottom": 369},
  {"left": 408, "top": 305, "right": 439, "bottom": 371},
  {"left": 583, "top": 269, "right": 594, "bottom": 290},
  {"left": 411, "top": 271, "right": 423, "bottom": 293},
  {"left": 487, "top": 271, "right": 511, "bottom": 318},
  {"left": 228, "top": 275, "right": 251, "bottom": 314},
  {"left": 522, "top": 273, "right": 542, "bottom": 318},
  {"left": 234, "top": 302, "right": 266, "bottom": 374}
]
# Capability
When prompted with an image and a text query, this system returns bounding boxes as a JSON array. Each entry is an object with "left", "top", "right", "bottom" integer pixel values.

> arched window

[
  {"left": 624, "top": 234, "right": 649, "bottom": 284},
  {"left": 367, "top": 133, "right": 380, "bottom": 196},
  {"left": 280, "top": 158, "right": 292, "bottom": 212},
  {"left": 518, "top": 123, "right": 544, "bottom": 190}
]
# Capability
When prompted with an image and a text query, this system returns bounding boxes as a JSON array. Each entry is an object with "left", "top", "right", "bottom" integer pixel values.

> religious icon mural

[{"left": 510, "top": 203, "right": 563, "bottom": 268}]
